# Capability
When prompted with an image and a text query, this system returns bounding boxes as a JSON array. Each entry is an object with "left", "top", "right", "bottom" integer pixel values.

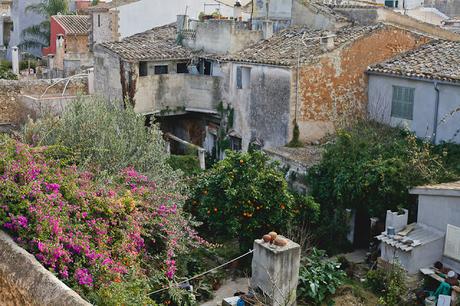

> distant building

[
  {"left": 87, "top": 0, "right": 237, "bottom": 49},
  {"left": 43, "top": 15, "right": 91, "bottom": 76},
  {"left": 367, "top": 40, "right": 460, "bottom": 144}
]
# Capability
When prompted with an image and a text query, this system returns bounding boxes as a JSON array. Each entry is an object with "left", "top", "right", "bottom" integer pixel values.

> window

[
  {"left": 384, "top": 0, "right": 398, "bottom": 8},
  {"left": 236, "top": 66, "right": 251, "bottom": 89},
  {"left": 139, "top": 61, "right": 148, "bottom": 77},
  {"left": 391, "top": 86, "right": 414, "bottom": 120},
  {"left": 230, "top": 136, "right": 242, "bottom": 151},
  {"left": 444, "top": 224, "right": 460, "bottom": 261},
  {"left": 97, "top": 14, "right": 101, "bottom": 27},
  {"left": 176, "top": 62, "right": 188, "bottom": 73},
  {"left": 154, "top": 65, "right": 168, "bottom": 75}
]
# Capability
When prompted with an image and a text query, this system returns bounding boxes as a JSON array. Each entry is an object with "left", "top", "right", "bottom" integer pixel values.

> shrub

[
  {"left": 188, "top": 150, "right": 293, "bottom": 250},
  {"left": 0, "top": 137, "right": 206, "bottom": 304},
  {"left": 297, "top": 248, "right": 346, "bottom": 305},
  {"left": 307, "top": 121, "right": 454, "bottom": 252},
  {"left": 365, "top": 264, "right": 407, "bottom": 305},
  {"left": 168, "top": 155, "right": 202, "bottom": 177},
  {"left": 22, "top": 96, "right": 179, "bottom": 190}
]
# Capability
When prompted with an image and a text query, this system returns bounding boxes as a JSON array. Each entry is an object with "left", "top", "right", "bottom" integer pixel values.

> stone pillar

[
  {"left": 11, "top": 46, "right": 19, "bottom": 75},
  {"left": 87, "top": 68, "right": 95, "bottom": 94},
  {"left": 198, "top": 148, "right": 206, "bottom": 170},
  {"left": 251, "top": 236, "right": 300, "bottom": 306}
]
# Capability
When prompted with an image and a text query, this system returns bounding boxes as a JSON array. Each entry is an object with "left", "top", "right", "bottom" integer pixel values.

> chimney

[
  {"left": 176, "top": 15, "right": 189, "bottom": 33},
  {"left": 320, "top": 33, "right": 335, "bottom": 51},
  {"left": 11, "top": 46, "right": 19, "bottom": 75},
  {"left": 262, "top": 20, "right": 273, "bottom": 39},
  {"left": 233, "top": 1, "right": 242, "bottom": 20},
  {"left": 55, "top": 34, "right": 65, "bottom": 71}
]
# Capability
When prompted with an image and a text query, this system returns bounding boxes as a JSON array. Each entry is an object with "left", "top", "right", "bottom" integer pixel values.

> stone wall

[
  {"left": 425, "top": 0, "right": 460, "bottom": 17},
  {"left": 0, "top": 78, "right": 88, "bottom": 126},
  {"left": 296, "top": 26, "right": 430, "bottom": 142},
  {"left": 0, "top": 231, "right": 90, "bottom": 306}
]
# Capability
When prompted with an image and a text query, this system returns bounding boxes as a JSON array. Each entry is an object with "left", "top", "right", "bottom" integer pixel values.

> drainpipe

[{"left": 432, "top": 82, "right": 440, "bottom": 144}]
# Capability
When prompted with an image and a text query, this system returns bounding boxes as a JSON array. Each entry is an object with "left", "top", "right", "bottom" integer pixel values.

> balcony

[{"left": 134, "top": 74, "right": 222, "bottom": 115}]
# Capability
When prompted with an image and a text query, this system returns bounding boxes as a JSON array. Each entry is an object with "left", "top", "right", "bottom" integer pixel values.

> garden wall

[
  {"left": 0, "top": 231, "right": 91, "bottom": 306},
  {"left": 0, "top": 78, "right": 88, "bottom": 127}
]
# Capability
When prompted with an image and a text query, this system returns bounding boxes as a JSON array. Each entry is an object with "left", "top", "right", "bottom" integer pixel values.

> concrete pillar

[
  {"left": 251, "top": 236, "right": 300, "bottom": 306},
  {"left": 233, "top": 1, "right": 242, "bottom": 20},
  {"left": 87, "top": 68, "right": 95, "bottom": 94},
  {"left": 198, "top": 148, "right": 206, "bottom": 170},
  {"left": 262, "top": 20, "right": 273, "bottom": 39},
  {"left": 11, "top": 46, "right": 19, "bottom": 75},
  {"left": 55, "top": 34, "right": 65, "bottom": 71},
  {"left": 385, "top": 209, "right": 408, "bottom": 232}
]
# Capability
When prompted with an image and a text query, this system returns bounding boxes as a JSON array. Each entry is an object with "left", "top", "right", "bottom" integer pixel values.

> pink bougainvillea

[{"left": 0, "top": 139, "right": 207, "bottom": 294}]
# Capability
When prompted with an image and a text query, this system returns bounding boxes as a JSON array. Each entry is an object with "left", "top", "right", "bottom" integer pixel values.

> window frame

[
  {"left": 154, "top": 65, "right": 169, "bottom": 75},
  {"left": 391, "top": 85, "right": 415, "bottom": 120}
]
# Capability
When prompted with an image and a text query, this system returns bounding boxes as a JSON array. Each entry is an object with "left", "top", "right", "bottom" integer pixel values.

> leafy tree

[
  {"left": 188, "top": 150, "right": 294, "bottom": 250},
  {"left": 21, "top": 0, "right": 70, "bottom": 50},
  {"left": 307, "top": 121, "right": 455, "bottom": 252}
]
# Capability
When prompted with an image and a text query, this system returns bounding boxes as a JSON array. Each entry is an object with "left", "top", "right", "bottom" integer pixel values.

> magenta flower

[{"left": 75, "top": 268, "right": 93, "bottom": 286}]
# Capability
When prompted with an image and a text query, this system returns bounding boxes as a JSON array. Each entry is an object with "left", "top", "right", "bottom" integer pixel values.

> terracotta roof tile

[
  {"left": 98, "top": 23, "right": 192, "bottom": 61},
  {"left": 214, "top": 23, "right": 390, "bottom": 66},
  {"left": 367, "top": 40, "right": 460, "bottom": 83},
  {"left": 53, "top": 15, "right": 90, "bottom": 35}
]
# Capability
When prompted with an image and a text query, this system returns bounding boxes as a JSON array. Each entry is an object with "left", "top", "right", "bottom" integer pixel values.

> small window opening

[
  {"left": 177, "top": 62, "right": 188, "bottom": 73},
  {"left": 154, "top": 65, "right": 168, "bottom": 75},
  {"left": 139, "top": 61, "right": 148, "bottom": 76}
]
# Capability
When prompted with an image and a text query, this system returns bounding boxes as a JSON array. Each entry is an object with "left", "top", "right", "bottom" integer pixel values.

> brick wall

[{"left": 296, "top": 26, "right": 430, "bottom": 142}]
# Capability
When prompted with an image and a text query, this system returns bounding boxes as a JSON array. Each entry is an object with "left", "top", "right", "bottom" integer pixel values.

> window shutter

[
  {"left": 236, "top": 66, "right": 242, "bottom": 89},
  {"left": 391, "top": 86, "right": 414, "bottom": 120}
]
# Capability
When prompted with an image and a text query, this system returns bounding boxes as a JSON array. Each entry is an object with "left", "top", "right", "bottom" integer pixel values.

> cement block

[{"left": 251, "top": 236, "right": 300, "bottom": 306}]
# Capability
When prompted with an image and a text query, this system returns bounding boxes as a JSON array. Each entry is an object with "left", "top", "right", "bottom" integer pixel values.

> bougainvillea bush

[{"left": 0, "top": 136, "right": 206, "bottom": 304}]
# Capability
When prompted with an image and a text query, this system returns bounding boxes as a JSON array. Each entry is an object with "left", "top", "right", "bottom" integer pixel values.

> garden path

[{"left": 200, "top": 277, "right": 249, "bottom": 306}]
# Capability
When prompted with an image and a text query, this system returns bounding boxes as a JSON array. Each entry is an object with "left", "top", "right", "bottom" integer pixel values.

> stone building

[
  {"left": 43, "top": 15, "right": 91, "bottom": 76},
  {"left": 367, "top": 40, "right": 460, "bottom": 144},
  {"left": 94, "top": 14, "right": 431, "bottom": 153}
]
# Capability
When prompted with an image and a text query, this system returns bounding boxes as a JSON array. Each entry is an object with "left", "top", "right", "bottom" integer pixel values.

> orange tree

[{"left": 188, "top": 150, "right": 294, "bottom": 250}]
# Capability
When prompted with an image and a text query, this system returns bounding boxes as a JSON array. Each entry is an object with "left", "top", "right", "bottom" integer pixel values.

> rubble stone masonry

[
  {"left": 0, "top": 78, "right": 87, "bottom": 126},
  {"left": 296, "top": 27, "right": 430, "bottom": 142}
]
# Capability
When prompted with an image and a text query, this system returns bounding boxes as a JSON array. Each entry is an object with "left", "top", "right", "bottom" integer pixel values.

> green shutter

[{"left": 391, "top": 86, "right": 414, "bottom": 120}]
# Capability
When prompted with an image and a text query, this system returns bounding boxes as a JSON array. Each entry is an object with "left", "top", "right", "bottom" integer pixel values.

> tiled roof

[
  {"left": 367, "top": 40, "right": 460, "bottom": 83},
  {"left": 98, "top": 23, "right": 192, "bottom": 61},
  {"left": 215, "top": 23, "right": 389, "bottom": 66},
  {"left": 376, "top": 223, "right": 444, "bottom": 252},
  {"left": 53, "top": 15, "right": 90, "bottom": 35},
  {"left": 88, "top": 0, "right": 139, "bottom": 11}
]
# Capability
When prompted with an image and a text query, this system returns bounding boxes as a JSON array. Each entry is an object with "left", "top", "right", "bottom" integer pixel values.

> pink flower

[{"left": 75, "top": 268, "right": 93, "bottom": 286}]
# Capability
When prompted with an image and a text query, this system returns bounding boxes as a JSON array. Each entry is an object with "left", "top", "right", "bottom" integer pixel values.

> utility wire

[{"left": 148, "top": 249, "right": 254, "bottom": 296}]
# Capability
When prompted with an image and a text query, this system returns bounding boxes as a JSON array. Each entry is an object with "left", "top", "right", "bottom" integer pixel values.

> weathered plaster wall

[
  {"left": 296, "top": 27, "right": 430, "bottom": 142},
  {"left": 134, "top": 74, "right": 222, "bottom": 114},
  {"left": 0, "top": 231, "right": 90, "bottom": 306},
  {"left": 94, "top": 47, "right": 123, "bottom": 102},
  {"left": 368, "top": 74, "right": 460, "bottom": 144},
  {"left": 425, "top": 0, "right": 460, "bottom": 17},
  {"left": 184, "top": 20, "right": 263, "bottom": 54},
  {"left": 291, "top": 0, "right": 350, "bottom": 30},
  {"left": 221, "top": 62, "right": 292, "bottom": 150},
  {"left": 0, "top": 79, "right": 88, "bottom": 126},
  {"left": 9, "top": 0, "right": 44, "bottom": 58},
  {"left": 90, "top": 11, "right": 115, "bottom": 47}
]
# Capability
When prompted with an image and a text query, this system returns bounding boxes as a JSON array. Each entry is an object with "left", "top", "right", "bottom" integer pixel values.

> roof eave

[
  {"left": 409, "top": 187, "right": 460, "bottom": 197},
  {"left": 366, "top": 70, "right": 460, "bottom": 86}
]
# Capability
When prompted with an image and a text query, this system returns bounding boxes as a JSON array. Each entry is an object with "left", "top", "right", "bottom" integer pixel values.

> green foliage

[
  {"left": 168, "top": 155, "right": 202, "bottom": 177},
  {"left": 287, "top": 121, "right": 303, "bottom": 148},
  {"left": 21, "top": 0, "right": 70, "bottom": 50},
  {"left": 188, "top": 150, "right": 293, "bottom": 250},
  {"left": 22, "top": 96, "right": 179, "bottom": 189},
  {"left": 90, "top": 271, "right": 157, "bottom": 306},
  {"left": 365, "top": 265, "right": 407, "bottom": 306},
  {"left": 307, "top": 121, "right": 454, "bottom": 252},
  {"left": 0, "top": 66, "right": 17, "bottom": 80},
  {"left": 297, "top": 248, "right": 346, "bottom": 305}
]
